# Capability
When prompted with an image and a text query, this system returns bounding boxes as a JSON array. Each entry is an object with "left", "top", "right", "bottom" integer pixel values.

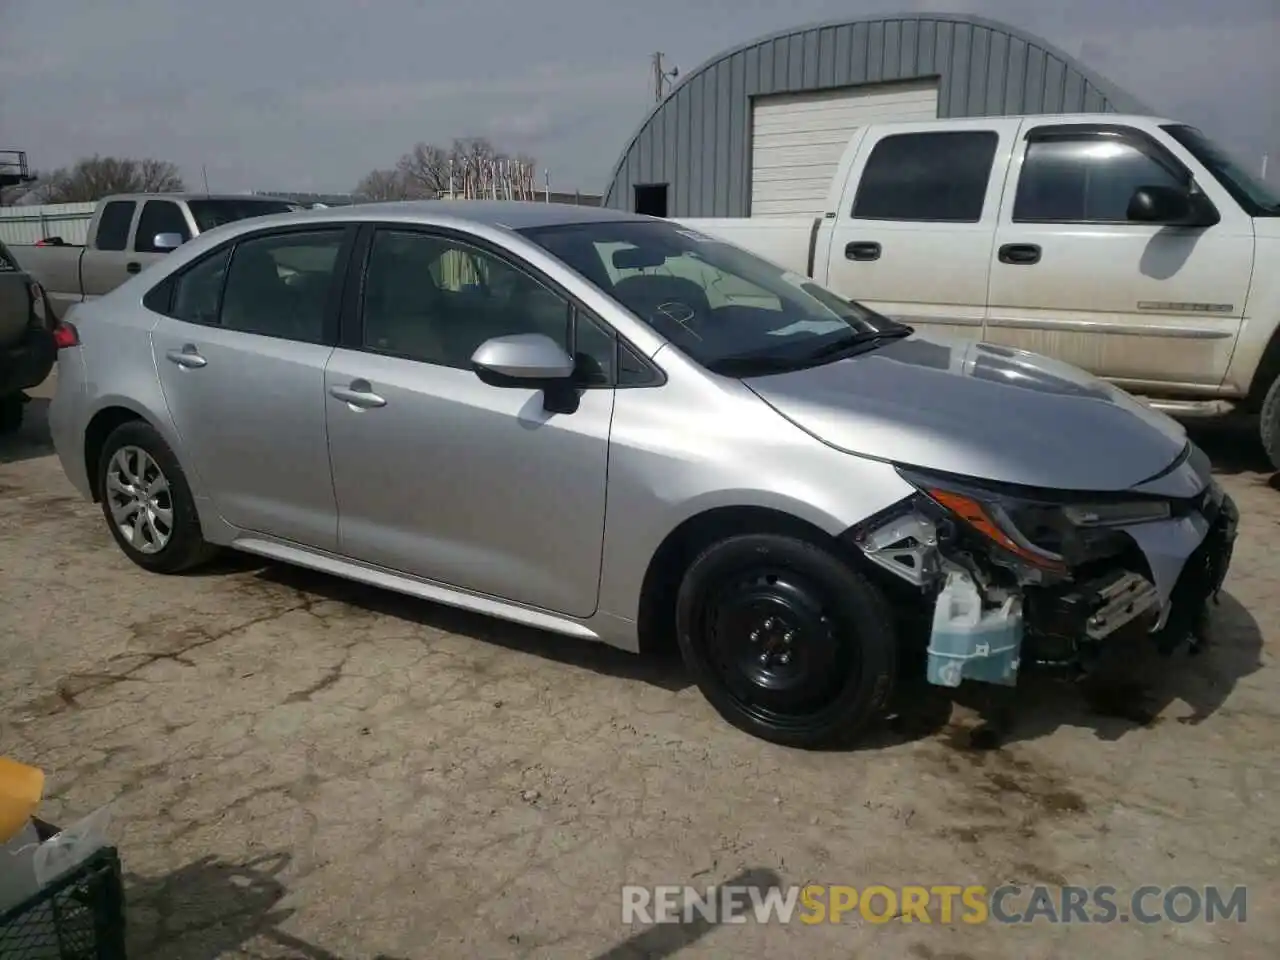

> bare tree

[
  {"left": 353, "top": 168, "right": 413, "bottom": 201},
  {"left": 356, "top": 137, "right": 538, "bottom": 200},
  {"left": 38, "top": 155, "right": 185, "bottom": 203}
]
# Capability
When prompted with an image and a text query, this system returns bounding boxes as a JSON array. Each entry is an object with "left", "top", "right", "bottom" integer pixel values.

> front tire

[
  {"left": 97, "top": 420, "right": 216, "bottom": 573},
  {"left": 1260, "top": 374, "right": 1280, "bottom": 471},
  {"left": 675, "top": 533, "right": 897, "bottom": 748}
]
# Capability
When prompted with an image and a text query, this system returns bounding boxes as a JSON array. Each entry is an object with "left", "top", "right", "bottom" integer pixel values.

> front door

[
  {"left": 985, "top": 121, "right": 1254, "bottom": 389},
  {"left": 820, "top": 119, "right": 1021, "bottom": 340},
  {"left": 324, "top": 227, "right": 614, "bottom": 618},
  {"left": 150, "top": 226, "right": 352, "bottom": 549}
]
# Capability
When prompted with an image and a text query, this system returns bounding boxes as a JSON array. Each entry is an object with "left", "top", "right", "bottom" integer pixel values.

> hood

[{"left": 744, "top": 334, "right": 1188, "bottom": 492}]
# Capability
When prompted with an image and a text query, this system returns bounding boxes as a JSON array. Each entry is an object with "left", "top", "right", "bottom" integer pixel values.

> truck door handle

[
  {"left": 998, "top": 243, "right": 1042, "bottom": 265},
  {"left": 330, "top": 380, "right": 386, "bottom": 409},
  {"left": 165, "top": 346, "right": 207, "bottom": 369},
  {"left": 845, "top": 241, "right": 882, "bottom": 262},
  {"left": 126, "top": 261, "right": 141, "bottom": 274}
]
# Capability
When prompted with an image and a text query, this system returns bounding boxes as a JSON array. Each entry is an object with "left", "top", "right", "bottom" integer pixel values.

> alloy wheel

[{"left": 105, "top": 445, "right": 174, "bottom": 555}]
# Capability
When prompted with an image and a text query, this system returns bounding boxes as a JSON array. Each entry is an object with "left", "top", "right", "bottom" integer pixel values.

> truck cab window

[
  {"left": 95, "top": 201, "right": 136, "bottom": 252},
  {"left": 135, "top": 201, "right": 191, "bottom": 252},
  {"left": 1013, "top": 137, "right": 1186, "bottom": 223},
  {"left": 852, "top": 131, "right": 998, "bottom": 222}
]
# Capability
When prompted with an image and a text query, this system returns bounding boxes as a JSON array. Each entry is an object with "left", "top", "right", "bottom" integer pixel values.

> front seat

[{"left": 611, "top": 274, "right": 711, "bottom": 337}]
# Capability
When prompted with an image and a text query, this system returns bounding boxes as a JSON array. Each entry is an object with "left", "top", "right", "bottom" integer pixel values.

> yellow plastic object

[{"left": 0, "top": 757, "right": 44, "bottom": 844}]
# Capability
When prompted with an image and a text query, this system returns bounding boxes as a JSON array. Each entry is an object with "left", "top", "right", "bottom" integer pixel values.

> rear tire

[
  {"left": 675, "top": 533, "right": 897, "bottom": 748},
  {"left": 0, "top": 394, "right": 23, "bottom": 436},
  {"left": 97, "top": 420, "right": 217, "bottom": 574},
  {"left": 1261, "top": 375, "right": 1280, "bottom": 471}
]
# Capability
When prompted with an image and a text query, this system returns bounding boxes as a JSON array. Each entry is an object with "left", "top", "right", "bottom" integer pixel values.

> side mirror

[
  {"left": 1125, "top": 185, "right": 1219, "bottom": 227},
  {"left": 152, "top": 232, "right": 185, "bottom": 252},
  {"left": 471, "top": 333, "right": 579, "bottom": 413}
]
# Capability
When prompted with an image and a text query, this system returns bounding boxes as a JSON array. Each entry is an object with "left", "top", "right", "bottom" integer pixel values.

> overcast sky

[{"left": 1, "top": 0, "right": 1276, "bottom": 195}]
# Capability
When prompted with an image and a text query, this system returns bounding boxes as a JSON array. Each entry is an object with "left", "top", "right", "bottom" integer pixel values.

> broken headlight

[{"left": 895, "top": 467, "right": 1170, "bottom": 572}]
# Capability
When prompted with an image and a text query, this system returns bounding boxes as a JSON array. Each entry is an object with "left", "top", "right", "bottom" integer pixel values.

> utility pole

[{"left": 652, "top": 52, "right": 679, "bottom": 103}]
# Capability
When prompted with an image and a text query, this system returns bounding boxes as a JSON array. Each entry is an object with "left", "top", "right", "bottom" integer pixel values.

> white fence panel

[{"left": 0, "top": 202, "right": 96, "bottom": 245}]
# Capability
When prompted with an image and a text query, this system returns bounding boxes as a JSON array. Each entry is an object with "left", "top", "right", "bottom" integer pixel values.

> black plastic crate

[{"left": 0, "top": 820, "right": 126, "bottom": 960}]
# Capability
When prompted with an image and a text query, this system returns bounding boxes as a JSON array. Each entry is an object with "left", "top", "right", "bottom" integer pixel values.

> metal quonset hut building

[{"left": 604, "top": 13, "right": 1149, "bottom": 218}]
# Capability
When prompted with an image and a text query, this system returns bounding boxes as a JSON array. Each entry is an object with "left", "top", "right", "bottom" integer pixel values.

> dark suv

[{"left": 0, "top": 238, "right": 56, "bottom": 434}]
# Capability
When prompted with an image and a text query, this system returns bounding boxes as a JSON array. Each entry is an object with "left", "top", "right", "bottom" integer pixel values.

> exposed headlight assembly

[{"left": 895, "top": 466, "right": 1171, "bottom": 573}]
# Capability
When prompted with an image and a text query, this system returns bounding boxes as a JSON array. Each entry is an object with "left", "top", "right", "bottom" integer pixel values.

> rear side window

[
  {"left": 219, "top": 229, "right": 345, "bottom": 343},
  {"left": 170, "top": 247, "right": 231, "bottom": 324},
  {"left": 851, "top": 131, "right": 999, "bottom": 222},
  {"left": 134, "top": 200, "right": 191, "bottom": 252},
  {"left": 95, "top": 201, "right": 136, "bottom": 251}
]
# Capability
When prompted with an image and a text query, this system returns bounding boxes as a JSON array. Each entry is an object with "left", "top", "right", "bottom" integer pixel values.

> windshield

[
  {"left": 187, "top": 199, "right": 295, "bottom": 233},
  {"left": 519, "top": 219, "right": 907, "bottom": 374},
  {"left": 1162, "top": 124, "right": 1280, "bottom": 216}
]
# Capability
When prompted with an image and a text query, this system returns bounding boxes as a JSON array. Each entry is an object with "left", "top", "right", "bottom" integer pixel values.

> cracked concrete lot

[{"left": 1, "top": 376, "right": 1277, "bottom": 959}]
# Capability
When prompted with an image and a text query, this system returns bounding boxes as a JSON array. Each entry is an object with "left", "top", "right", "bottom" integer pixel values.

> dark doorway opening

[{"left": 633, "top": 184, "right": 669, "bottom": 218}]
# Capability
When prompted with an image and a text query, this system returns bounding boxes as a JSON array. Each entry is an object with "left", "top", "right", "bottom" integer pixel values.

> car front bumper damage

[{"left": 852, "top": 481, "right": 1238, "bottom": 688}]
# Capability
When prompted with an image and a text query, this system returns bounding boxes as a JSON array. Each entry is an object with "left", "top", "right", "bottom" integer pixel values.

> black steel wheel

[{"left": 676, "top": 533, "right": 897, "bottom": 748}]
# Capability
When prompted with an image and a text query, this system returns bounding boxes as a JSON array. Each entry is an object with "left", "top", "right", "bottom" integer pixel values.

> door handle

[
  {"left": 844, "top": 241, "right": 882, "bottom": 262},
  {"left": 329, "top": 380, "right": 387, "bottom": 409},
  {"left": 165, "top": 346, "right": 207, "bottom": 369},
  {"left": 998, "top": 243, "right": 1042, "bottom": 265},
  {"left": 126, "top": 261, "right": 141, "bottom": 274}
]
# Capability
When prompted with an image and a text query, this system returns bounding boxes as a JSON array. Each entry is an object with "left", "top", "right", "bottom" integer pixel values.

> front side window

[
  {"left": 134, "top": 200, "right": 191, "bottom": 252},
  {"left": 95, "top": 201, "right": 136, "bottom": 251},
  {"left": 219, "top": 230, "right": 344, "bottom": 342},
  {"left": 1013, "top": 136, "right": 1186, "bottom": 223},
  {"left": 362, "top": 229, "right": 579, "bottom": 371},
  {"left": 521, "top": 219, "right": 907, "bottom": 375},
  {"left": 852, "top": 131, "right": 999, "bottom": 222}
]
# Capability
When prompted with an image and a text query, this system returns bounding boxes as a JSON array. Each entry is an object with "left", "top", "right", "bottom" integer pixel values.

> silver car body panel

[
  {"left": 49, "top": 201, "right": 1212, "bottom": 655},
  {"left": 743, "top": 334, "right": 1189, "bottom": 492}
]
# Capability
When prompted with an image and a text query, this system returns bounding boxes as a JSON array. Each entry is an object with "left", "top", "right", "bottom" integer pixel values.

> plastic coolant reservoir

[{"left": 926, "top": 571, "right": 1023, "bottom": 688}]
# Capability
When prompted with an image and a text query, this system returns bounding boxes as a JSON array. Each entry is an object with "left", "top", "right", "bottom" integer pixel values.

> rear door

[
  {"left": 149, "top": 225, "right": 354, "bottom": 549},
  {"left": 985, "top": 121, "right": 1254, "bottom": 387},
  {"left": 819, "top": 119, "right": 1020, "bottom": 340}
]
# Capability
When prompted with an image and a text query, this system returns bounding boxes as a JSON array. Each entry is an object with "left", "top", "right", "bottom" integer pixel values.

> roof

[
  {"left": 102, "top": 193, "right": 297, "bottom": 204},
  {"left": 604, "top": 11, "right": 1154, "bottom": 197},
  {"left": 255, "top": 199, "right": 648, "bottom": 231}
]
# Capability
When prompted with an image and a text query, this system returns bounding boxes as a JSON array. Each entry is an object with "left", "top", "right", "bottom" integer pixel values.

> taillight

[{"left": 53, "top": 320, "right": 79, "bottom": 349}]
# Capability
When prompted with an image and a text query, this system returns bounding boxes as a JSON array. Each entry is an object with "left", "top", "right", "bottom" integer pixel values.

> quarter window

[
  {"left": 362, "top": 229, "right": 610, "bottom": 376},
  {"left": 851, "top": 131, "right": 998, "bottom": 222},
  {"left": 1013, "top": 136, "right": 1187, "bottom": 223},
  {"left": 134, "top": 200, "right": 191, "bottom": 252},
  {"left": 95, "top": 201, "right": 136, "bottom": 252},
  {"left": 219, "top": 230, "right": 344, "bottom": 343}
]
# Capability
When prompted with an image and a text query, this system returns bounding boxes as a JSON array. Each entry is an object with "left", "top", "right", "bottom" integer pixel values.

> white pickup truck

[
  {"left": 11, "top": 193, "right": 297, "bottom": 323},
  {"left": 678, "top": 114, "right": 1280, "bottom": 468}
]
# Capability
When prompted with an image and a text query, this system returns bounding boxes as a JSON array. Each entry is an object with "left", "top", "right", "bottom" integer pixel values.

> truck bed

[{"left": 676, "top": 217, "right": 820, "bottom": 277}]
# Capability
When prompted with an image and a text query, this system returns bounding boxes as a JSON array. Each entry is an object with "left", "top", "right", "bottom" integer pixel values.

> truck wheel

[
  {"left": 1261, "top": 374, "right": 1280, "bottom": 472},
  {"left": 0, "top": 394, "right": 23, "bottom": 436},
  {"left": 675, "top": 533, "right": 897, "bottom": 748},
  {"left": 97, "top": 420, "right": 217, "bottom": 574}
]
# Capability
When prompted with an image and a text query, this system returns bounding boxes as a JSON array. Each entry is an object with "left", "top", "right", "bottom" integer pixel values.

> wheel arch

[
  {"left": 635, "top": 504, "right": 851, "bottom": 658},
  {"left": 82, "top": 401, "right": 165, "bottom": 501}
]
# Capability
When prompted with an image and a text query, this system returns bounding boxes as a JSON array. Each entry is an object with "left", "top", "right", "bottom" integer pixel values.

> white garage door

[{"left": 750, "top": 79, "right": 940, "bottom": 217}]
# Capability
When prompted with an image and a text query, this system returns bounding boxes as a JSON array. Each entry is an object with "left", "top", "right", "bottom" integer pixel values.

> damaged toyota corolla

[{"left": 50, "top": 204, "right": 1237, "bottom": 749}]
